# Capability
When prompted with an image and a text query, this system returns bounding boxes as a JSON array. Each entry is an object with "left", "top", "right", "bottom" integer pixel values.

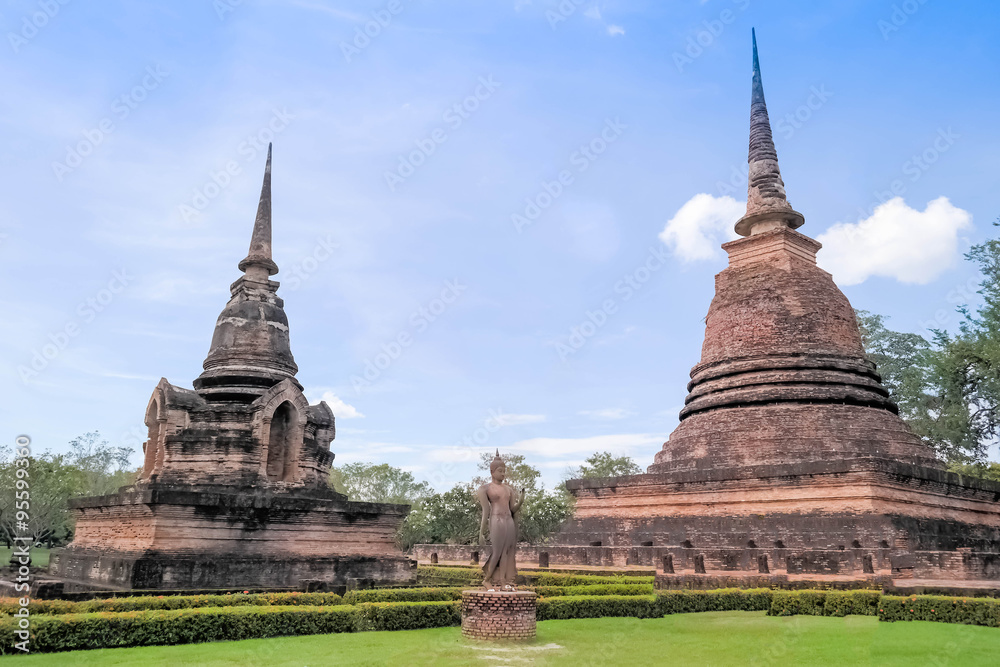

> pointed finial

[
  {"left": 735, "top": 30, "right": 804, "bottom": 237},
  {"left": 490, "top": 449, "right": 504, "bottom": 473},
  {"left": 238, "top": 143, "right": 279, "bottom": 276}
]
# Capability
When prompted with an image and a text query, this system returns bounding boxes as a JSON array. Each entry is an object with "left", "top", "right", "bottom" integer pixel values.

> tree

[
  {"left": 924, "top": 228, "right": 1000, "bottom": 463},
  {"left": 854, "top": 220, "right": 1000, "bottom": 464},
  {"left": 0, "top": 432, "right": 139, "bottom": 548},
  {"left": 947, "top": 461, "right": 1000, "bottom": 483},
  {"left": 473, "top": 452, "right": 540, "bottom": 494},
  {"left": 68, "top": 431, "right": 136, "bottom": 496},
  {"left": 397, "top": 483, "right": 480, "bottom": 550},
  {"left": 473, "top": 452, "right": 574, "bottom": 546},
  {"left": 568, "top": 451, "right": 642, "bottom": 480},
  {"left": 329, "top": 462, "right": 431, "bottom": 505}
]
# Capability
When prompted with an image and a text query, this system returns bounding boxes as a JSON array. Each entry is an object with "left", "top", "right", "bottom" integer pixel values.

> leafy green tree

[
  {"left": 925, "top": 229, "right": 1000, "bottom": 463},
  {"left": 473, "top": 452, "right": 540, "bottom": 494},
  {"left": 473, "top": 452, "right": 573, "bottom": 545},
  {"left": 0, "top": 432, "right": 138, "bottom": 548},
  {"left": 329, "top": 462, "right": 431, "bottom": 505},
  {"left": 569, "top": 451, "right": 642, "bottom": 479},
  {"left": 398, "top": 483, "right": 480, "bottom": 550},
  {"left": 946, "top": 461, "right": 1000, "bottom": 482},
  {"left": 68, "top": 431, "right": 136, "bottom": 496}
]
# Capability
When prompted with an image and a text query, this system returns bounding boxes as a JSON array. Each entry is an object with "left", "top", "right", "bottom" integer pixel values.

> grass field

[
  {"left": 6, "top": 612, "right": 999, "bottom": 666},
  {"left": 0, "top": 547, "right": 50, "bottom": 569}
]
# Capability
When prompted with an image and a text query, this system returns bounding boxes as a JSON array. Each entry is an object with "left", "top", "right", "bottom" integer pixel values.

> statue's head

[{"left": 490, "top": 450, "right": 505, "bottom": 482}]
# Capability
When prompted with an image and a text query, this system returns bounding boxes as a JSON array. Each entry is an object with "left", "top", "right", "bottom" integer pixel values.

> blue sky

[{"left": 2, "top": 0, "right": 998, "bottom": 491}]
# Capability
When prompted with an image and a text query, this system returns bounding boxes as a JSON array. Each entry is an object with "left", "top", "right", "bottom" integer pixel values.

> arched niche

[
  {"left": 252, "top": 379, "right": 308, "bottom": 484},
  {"left": 141, "top": 394, "right": 166, "bottom": 480},
  {"left": 266, "top": 401, "right": 298, "bottom": 482}
]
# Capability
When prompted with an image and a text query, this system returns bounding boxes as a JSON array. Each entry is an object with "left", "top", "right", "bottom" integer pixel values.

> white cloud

[
  {"left": 318, "top": 391, "right": 365, "bottom": 418},
  {"left": 578, "top": 408, "right": 633, "bottom": 420},
  {"left": 817, "top": 197, "right": 971, "bottom": 286},
  {"left": 509, "top": 433, "right": 662, "bottom": 457},
  {"left": 607, "top": 24, "right": 625, "bottom": 36},
  {"left": 495, "top": 413, "right": 547, "bottom": 426},
  {"left": 660, "top": 193, "right": 743, "bottom": 261}
]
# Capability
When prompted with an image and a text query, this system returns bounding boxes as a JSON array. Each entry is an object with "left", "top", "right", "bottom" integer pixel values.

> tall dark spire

[
  {"left": 735, "top": 29, "right": 804, "bottom": 237},
  {"left": 238, "top": 143, "right": 278, "bottom": 276},
  {"left": 195, "top": 144, "right": 298, "bottom": 401}
]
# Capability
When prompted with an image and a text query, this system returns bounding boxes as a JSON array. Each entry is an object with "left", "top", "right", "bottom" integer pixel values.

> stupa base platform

[
  {"left": 48, "top": 483, "right": 416, "bottom": 593},
  {"left": 47, "top": 549, "right": 415, "bottom": 594}
]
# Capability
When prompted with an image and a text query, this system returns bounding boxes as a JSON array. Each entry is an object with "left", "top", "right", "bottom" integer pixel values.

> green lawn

[
  {"left": 0, "top": 547, "right": 50, "bottom": 569},
  {"left": 6, "top": 612, "right": 1000, "bottom": 666}
]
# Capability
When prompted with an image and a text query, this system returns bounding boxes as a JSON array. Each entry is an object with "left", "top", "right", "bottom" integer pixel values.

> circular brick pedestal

[{"left": 461, "top": 590, "right": 536, "bottom": 640}]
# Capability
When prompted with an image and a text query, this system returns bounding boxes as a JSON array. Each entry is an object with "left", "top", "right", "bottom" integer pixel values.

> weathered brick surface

[
  {"left": 558, "top": 204, "right": 1000, "bottom": 588},
  {"left": 461, "top": 591, "right": 536, "bottom": 640},
  {"left": 50, "top": 149, "right": 413, "bottom": 592}
]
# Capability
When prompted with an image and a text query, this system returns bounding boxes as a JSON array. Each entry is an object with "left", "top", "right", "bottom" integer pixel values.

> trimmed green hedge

[
  {"left": 533, "top": 583, "right": 653, "bottom": 598},
  {"left": 658, "top": 588, "right": 773, "bottom": 614},
  {"left": 536, "top": 589, "right": 773, "bottom": 621},
  {"left": 0, "top": 592, "right": 343, "bottom": 616},
  {"left": 414, "top": 566, "right": 483, "bottom": 587},
  {"left": 879, "top": 595, "right": 1000, "bottom": 627},
  {"left": 343, "top": 588, "right": 464, "bottom": 604},
  {"left": 0, "top": 601, "right": 461, "bottom": 654},
  {"left": 537, "top": 595, "right": 662, "bottom": 620},
  {"left": 528, "top": 572, "right": 653, "bottom": 586},
  {"left": 768, "top": 591, "right": 880, "bottom": 618}
]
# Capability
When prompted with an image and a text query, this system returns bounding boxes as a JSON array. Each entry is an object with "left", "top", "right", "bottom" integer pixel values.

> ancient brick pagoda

[
  {"left": 49, "top": 146, "right": 414, "bottom": 592},
  {"left": 555, "top": 31, "right": 1000, "bottom": 590}
]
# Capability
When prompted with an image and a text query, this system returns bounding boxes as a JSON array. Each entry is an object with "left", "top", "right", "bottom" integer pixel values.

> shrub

[
  {"left": 0, "top": 592, "right": 343, "bottom": 616},
  {"left": 768, "top": 591, "right": 881, "bottom": 617},
  {"left": 878, "top": 595, "right": 1000, "bottom": 627},
  {"left": 768, "top": 591, "right": 827, "bottom": 617},
  {"left": 533, "top": 584, "right": 654, "bottom": 598},
  {"left": 355, "top": 601, "right": 460, "bottom": 631},
  {"left": 0, "top": 601, "right": 462, "bottom": 655},
  {"left": 0, "top": 605, "right": 358, "bottom": 654},
  {"left": 658, "top": 588, "right": 772, "bottom": 614},
  {"left": 344, "top": 588, "right": 464, "bottom": 604},
  {"left": 537, "top": 595, "right": 661, "bottom": 620},
  {"left": 415, "top": 566, "right": 482, "bottom": 587},
  {"left": 823, "top": 591, "right": 879, "bottom": 617},
  {"left": 528, "top": 572, "right": 653, "bottom": 586}
]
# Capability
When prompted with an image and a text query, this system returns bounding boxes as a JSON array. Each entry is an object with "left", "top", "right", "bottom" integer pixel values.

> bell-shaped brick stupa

[{"left": 555, "top": 31, "right": 1000, "bottom": 591}]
